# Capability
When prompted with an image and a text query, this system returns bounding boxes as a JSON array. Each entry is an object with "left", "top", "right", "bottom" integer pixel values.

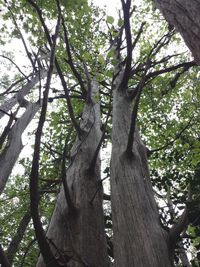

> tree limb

[
  {"left": 5, "top": 3, "right": 36, "bottom": 71},
  {"left": 0, "top": 69, "right": 47, "bottom": 120},
  {"left": 149, "top": 116, "right": 194, "bottom": 155},
  {"left": 169, "top": 208, "right": 189, "bottom": 246},
  {"left": 126, "top": 62, "right": 150, "bottom": 156},
  {"left": 0, "top": 55, "right": 29, "bottom": 80},
  {"left": 28, "top": 0, "right": 82, "bottom": 137},
  {"left": 120, "top": 0, "right": 132, "bottom": 89},
  {"left": 61, "top": 16, "right": 87, "bottom": 99},
  {"left": 29, "top": 4, "right": 63, "bottom": 266}
]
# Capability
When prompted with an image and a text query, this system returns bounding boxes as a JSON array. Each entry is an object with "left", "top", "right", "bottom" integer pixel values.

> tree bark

[
  {"left": 0, "top": 102, "right": 40, "bottom": 194},
  {"left": 37, "top": 80, "right": 108, "bottom": 267},
  {"left": 155, "top": 0, "right": 200, "bottom": 64},
  {"left": 110, "top": 71, "right": 172, "bottom": 266},
  {"left": 0, "top": 70, "right": 46, "bottom": 119}
]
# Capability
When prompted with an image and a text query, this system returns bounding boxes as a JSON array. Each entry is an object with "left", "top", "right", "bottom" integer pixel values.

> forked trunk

[
  {"left": 37, "top": 81, "right": 108, "bottom": 267},
  {"left": 110, "top": 76, "right": 172, "bottom": 266}
]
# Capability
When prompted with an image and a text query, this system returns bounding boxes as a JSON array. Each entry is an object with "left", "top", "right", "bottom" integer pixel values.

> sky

[{"left": 92, "top": 0, "right": 121, "bottom": 16}]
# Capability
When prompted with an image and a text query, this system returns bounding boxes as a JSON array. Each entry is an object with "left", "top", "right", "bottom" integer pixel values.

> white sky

[{"left": 92, "top": 0, "right": 121, "bottom": 16}]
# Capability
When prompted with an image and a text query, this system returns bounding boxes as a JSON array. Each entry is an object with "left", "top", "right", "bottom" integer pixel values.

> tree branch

[
  {"left": 0, "top": 69, "right": 47, "bottom": 120},
  {"left": 131, "top": 22, "right": 145, "bottom": 52},
  {"left": 120, "top": 0, "right": 132, "bottom": 89},
  {"left": 61, "top": 16, "right": 87, "bottom": 99},
  {"left": 5, "top": 3, "right": 36, "bottom": 71},
  {"left": 28, "top": 0, "right": 82, "bottom": 137},
  {"left": 149, "top": 116, "right": 194, "bottom": 155},
  {"left": 29, "top": 4, "right": 63, "bottom": 266},
  {"left": 0, "top": 55, "right": 29, "bottom": 80},
  {"left": 146, "top": 61, "right": 196, "bottom": 81},
  {"left": 169, "top": 208, "right": 189, "bottom": 246},
  {"left": 0, "top": 77, "right": 25, "bottom": 97},
  {"left": 126, "top": 62, "right": 150, "bottom": 156}
]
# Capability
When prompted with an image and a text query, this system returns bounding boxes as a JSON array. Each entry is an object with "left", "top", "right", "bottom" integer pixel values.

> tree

[
  {"left": 155, "top": 0, "right": 200, "bottom": 64},
  {"left": 0, "top": 0, "right": 200, "bottom": 266}
]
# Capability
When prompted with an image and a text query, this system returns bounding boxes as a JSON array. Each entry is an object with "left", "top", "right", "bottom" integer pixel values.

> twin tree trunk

[{"left": 37, "top": 74, "right": 173, "bottom": 266}]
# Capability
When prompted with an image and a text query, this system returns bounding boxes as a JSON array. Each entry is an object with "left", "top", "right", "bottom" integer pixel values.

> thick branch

[
  {"left": 126, "top": 63, "right": 150, "bottom": 156},
  {"left": 120, "top": 0, "right": 132, "bottom": 89},
  {"left": 61, "top": 136, "right": 77, "bottom": 216},
  {"left": 169, "top": 208, "right": 189, "bottom": 246},
  {"left": 0, "top": 69, "right": 46, "bottom": 120},
  {"left": 29, "top": 6, "right": 62, "bottom": 266},
  {"left": 28, "top": 0, "right": 82, "bottom": 136},
  {"left": 147, "top": 61, "right": 196, "bottom": 80}
]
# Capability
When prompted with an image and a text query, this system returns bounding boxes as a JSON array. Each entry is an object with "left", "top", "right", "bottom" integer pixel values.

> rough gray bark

[
  {"left": 110, "top": 71, "right": 172, "bottom": 267},
  {"left": 0, "top": 102, "right": 40, "bottom": 194},
  {"left": 37, "top": 81, "right": 108, "bottom": 267},
  {"left": 155, "top": 0, "right": 200, "bottom": 64},
  {"left": 0, "top": 69, "right": 46, "bottom": 119}
]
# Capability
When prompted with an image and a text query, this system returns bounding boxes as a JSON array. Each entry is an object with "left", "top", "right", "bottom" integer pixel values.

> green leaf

[{"left": 106, "top": 16, "right": 114, "bottom": 24}]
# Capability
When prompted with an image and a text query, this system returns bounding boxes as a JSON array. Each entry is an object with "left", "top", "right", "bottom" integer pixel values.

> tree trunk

[
  {"left": 110, "top": 73, "right": 172, "bottom": 266},
  {"left": 0, "top": 102, "right": 40, "bottom": 194},
  {"left": 0, "top": 69, "right": 46, "bottom": 119},
  {"left": 37, "top": 81, "right": 108, "bottom": 267},
  {"left": 155, "top": 0, "right": 200, "bottom": 64}
]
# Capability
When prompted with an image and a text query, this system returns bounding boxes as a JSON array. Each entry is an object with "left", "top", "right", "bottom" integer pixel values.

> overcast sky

[{"left": 92, "top": 0, "right": 121, "bottom": 16}]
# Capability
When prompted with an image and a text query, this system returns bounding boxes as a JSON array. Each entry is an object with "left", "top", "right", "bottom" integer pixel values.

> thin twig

[
  {"left": 5, "top": 4, "right": 36, "bottom": 71},
  {"left": 62, "top": 16, "right": 87, "bottom": 99},
  {"left": 149, "top": 116, "right": 194, "bottom": 155},
  {"left": 0, "top": 55, "right": 29, "bottom": 80}
]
